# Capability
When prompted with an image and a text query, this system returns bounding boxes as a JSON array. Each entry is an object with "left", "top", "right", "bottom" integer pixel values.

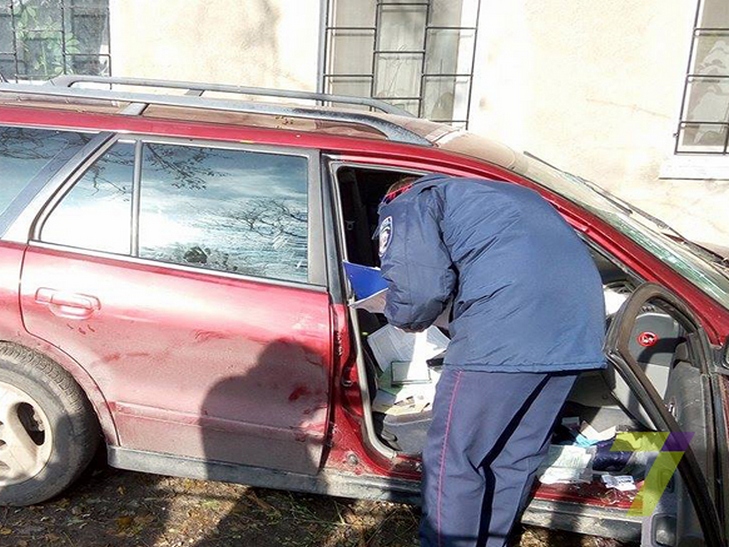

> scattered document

[
  {"left": 372, "top": 362, "right": 442, "bottom": 415},
  {"left": 601, "top": 474, "right": 637, "bottom": 492},
  {"left": 603, "top": 286, "right": 628, "bottom": 316},
  {"left": 391, "top": 360, "right": 431, "bottom": 385},
  {"left": 345, "top": 262, "right": 452, "bottom": 417},
  {"left": 538, "top": 445, "right": 594, "bottom": 485},
  {"left": 368, "top": 323, "right": 448, "bottom": 416}
]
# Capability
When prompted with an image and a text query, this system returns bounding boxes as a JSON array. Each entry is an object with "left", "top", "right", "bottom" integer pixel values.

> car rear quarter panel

[{"left": 0, "top": 241, "right": 117, "bottom": 440}]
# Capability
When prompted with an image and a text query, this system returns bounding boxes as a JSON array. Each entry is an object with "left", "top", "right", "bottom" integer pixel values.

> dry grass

[{"left": 0, "top": 467, "right": 636, "bottom": 546}]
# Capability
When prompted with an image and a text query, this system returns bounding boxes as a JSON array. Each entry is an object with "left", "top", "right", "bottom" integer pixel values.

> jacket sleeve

[{"left": 378, "top": 188, "right": 456, "bottom": 331}]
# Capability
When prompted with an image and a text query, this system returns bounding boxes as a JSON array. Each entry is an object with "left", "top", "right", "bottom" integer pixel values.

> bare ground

[{"left": 0, "top": 464, "right": 636, "bottom": 547}]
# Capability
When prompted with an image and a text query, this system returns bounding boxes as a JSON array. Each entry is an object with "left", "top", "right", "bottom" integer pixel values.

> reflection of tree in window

[
  {"left": 82, "top": 147, "right": 133, "bottom": 198},
  {"left": 143, "top": 144, "right": 220, "bottom": 190},
  {"left": 41, "top": 142, "right": 134, "bottom": 255},
  {"left": 139, "top": 144, "right": 309, "bottom": 283},
  {"left": 0, "top": 126, "right": 90, "bottom": 216},
  {"left": 80, "top": 140, "right": 216, "bottom": 193},
  {"left": 1, "top": 0, "right": 110, "bottom": 80}
]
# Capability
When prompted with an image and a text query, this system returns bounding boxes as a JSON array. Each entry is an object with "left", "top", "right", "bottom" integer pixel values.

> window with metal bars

[
  {"left": 0, "top": 0, "right": 110, "bottom": 82},
  {"left": 677, "top": 0, "right": 729, "bottom": 154},
  {"left": 321, "top": 0, "right": 480, "bottom": 128}
]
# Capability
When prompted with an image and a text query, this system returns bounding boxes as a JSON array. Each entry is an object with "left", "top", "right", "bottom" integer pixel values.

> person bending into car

[{"left": 376, "top": 174, "right": 606, "bottom": 547}]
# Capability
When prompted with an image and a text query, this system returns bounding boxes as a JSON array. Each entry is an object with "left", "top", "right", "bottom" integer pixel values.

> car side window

[
  {"left": 0, "top": 126, "right": 91, "bottom": 219},
  {"left": 41, "top": 140, "right": 310, "bottom": 284},
  {"left": 41, "top": 142, "right": 134, "bottom": 255},
  {"left": 139, "top": 143, "right": 309, "bottom": 283}
]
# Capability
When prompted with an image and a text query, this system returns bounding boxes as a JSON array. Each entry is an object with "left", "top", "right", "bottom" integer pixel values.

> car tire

[{"left": 0, "top": 343, "right": 100, "bottom": 506}]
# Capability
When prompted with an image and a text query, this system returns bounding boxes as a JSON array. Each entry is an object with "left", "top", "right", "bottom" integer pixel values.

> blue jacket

[{"left": 377, "top": 175, "right": 606, "bottom": 373}]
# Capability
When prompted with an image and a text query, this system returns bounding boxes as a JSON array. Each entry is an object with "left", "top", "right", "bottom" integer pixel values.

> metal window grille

[
  {"left": 320, "top": 0, "right": 481, "bottom": 128},
  {"left": 0, "top": 0, "right": 110, "bottom": 82},
  {"left": 676, "top": 0, "right": 729, "bottom": 154}
]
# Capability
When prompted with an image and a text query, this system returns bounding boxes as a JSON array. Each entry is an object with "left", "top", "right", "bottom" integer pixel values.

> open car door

[{"left": 605, "top": 283, "right": 726, "bottom": 546}]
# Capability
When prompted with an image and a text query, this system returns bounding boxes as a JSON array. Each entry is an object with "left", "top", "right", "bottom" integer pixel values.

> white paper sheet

[
  {"left": 350, "top": 288, "right": 388, "bottom": 314},
  {"left": 372, "top": 364, "right": 442, "bottom": 415},
  {"left": 537, "top": 445, "right": 594, "bottom": 485},
  {"left": 601, "top": 474, "right": 637, "bottom": 491}
]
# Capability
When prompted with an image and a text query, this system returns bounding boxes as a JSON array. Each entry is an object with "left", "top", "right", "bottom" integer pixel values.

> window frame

[
  {"left": 675, "top": 0, "right": 729, "bottom": 156},
  {"left": 0, "top": 0, "right": 111, "bottom": 82},
  {"left": 663, "top": 0, "right": 729, "bottom": 179},
  {"left": 30, "top": 134, "right": 327, "bottom": 288},
  {"left": 320, "top": 0, "right": 482, "bottom": 127}
]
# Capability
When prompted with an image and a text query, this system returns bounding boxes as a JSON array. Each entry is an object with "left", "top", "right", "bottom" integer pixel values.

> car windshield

[{"left": 515, "top": 153, "right": 729, "bottom": 310}]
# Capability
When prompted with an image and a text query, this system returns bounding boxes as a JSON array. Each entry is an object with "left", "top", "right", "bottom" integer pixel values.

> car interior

[{"left": 332, "top": 164, "right": 710, "bottom": 543}]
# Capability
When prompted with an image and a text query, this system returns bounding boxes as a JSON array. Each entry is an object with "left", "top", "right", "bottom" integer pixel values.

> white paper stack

[{"left": 368, "top": 324, "right": 449, "bottom": 415}]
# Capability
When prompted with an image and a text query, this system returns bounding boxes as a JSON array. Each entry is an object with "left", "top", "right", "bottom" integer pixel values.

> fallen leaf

[
  {"left": 56, "top": 498, "right": 70, "bottom": 508},
  {"left": 116, "top": 515, "right": 133, "bottom": 531},
  {"left": 0, "top": 527, "right": 12, "bottom": 535}
]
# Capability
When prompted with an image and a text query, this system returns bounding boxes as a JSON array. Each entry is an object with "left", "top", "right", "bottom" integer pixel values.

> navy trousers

[{"left": 419, "top": 368, "right": 579, "bottom": 547}]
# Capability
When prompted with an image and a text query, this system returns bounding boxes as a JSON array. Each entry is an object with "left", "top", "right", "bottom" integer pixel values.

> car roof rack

[{"left": 0, "top": 75, "right": 432, "bottom": 146}]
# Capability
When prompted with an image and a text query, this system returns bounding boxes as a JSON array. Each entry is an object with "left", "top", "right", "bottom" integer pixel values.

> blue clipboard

[{"left": 343, "top": 261, "right": 388, "bottom": 300}]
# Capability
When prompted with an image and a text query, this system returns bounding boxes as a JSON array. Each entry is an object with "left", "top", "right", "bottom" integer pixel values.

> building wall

[
  {"left": 108, "top": 0, "right": 728, "bottom": 250},
  {"left": 109, "top": 0, "right": 320, "bottom": 90},
  {"left": 469, "top": 1, "right": 729, "bottom": 249}
]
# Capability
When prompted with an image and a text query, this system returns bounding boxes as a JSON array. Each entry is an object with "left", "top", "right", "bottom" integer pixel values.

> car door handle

[{"left": 35, "top": 288, "right": 101, "bottom": 320}]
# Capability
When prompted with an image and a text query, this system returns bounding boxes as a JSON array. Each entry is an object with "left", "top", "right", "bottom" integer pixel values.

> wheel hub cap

[{"left": 0, "top": 382, "right": 53, "bottom": 486}]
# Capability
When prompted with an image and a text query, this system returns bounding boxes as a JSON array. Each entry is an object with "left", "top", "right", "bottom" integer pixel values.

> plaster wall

[
  {"left": 470, "top": 1, "right": 729, "bottom": 249},
  {"left": 107, "top": 0, "right": 728, "bottom": 250},
  {"left": 109, "top": 0, "right": 320, "bottom": 90}
]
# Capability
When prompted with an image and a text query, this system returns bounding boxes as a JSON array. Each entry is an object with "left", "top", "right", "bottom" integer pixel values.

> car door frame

[
  {"left": 716, "top": 341, "right": 729, "bottom": 541},
  {"left": 605, "top": 282, "right": 726, "bottom": 546}
]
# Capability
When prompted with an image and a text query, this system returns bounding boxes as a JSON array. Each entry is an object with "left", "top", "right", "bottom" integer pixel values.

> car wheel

[{"left": 0, "top": 344, "right": 100, "bottom": 506}]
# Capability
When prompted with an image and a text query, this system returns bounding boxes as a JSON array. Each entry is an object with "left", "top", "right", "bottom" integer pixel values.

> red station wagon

[{"left": 0, "top": 76, "right": 727, "bottom": 546}]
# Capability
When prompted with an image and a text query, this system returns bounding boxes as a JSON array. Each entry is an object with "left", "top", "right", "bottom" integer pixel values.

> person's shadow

[{"left": 192, "top": 338, "right": 336, "bottom": 546}]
